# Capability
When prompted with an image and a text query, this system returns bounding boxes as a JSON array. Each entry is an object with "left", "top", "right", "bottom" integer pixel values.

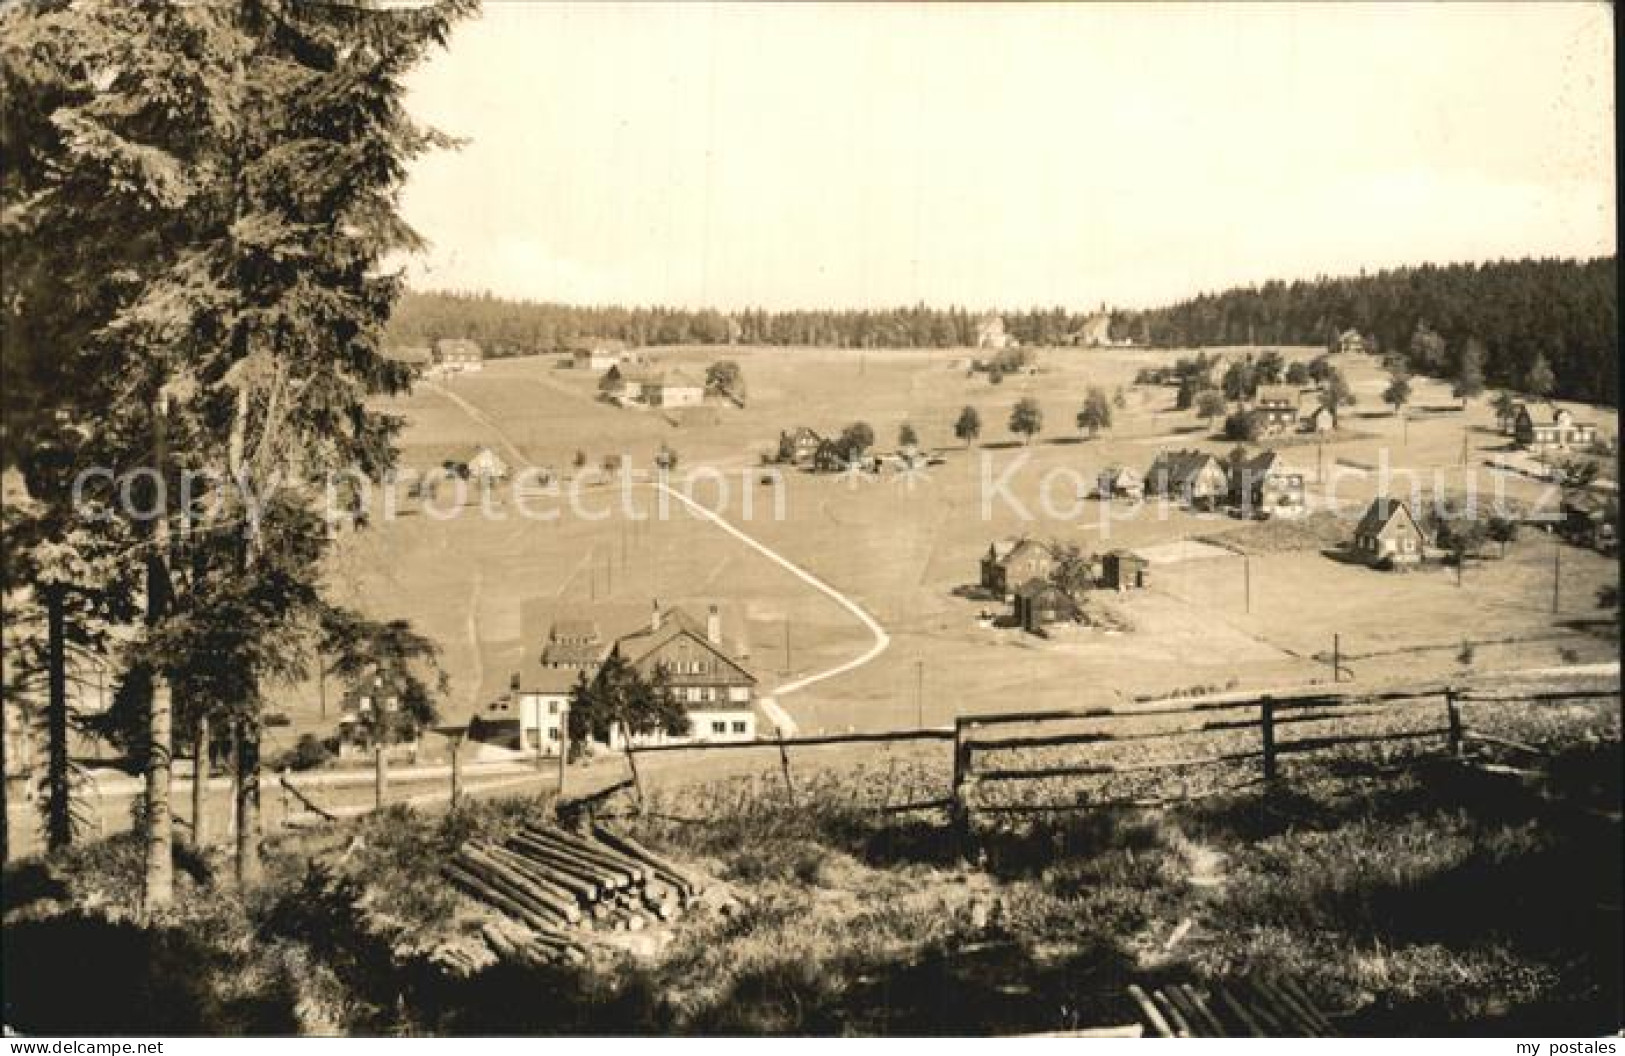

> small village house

[
  {"left": 1352, "top": 497, "right": 1427, "bottom": 568},
  {"left": 335, "top": 671, "right": 422, "bottom": 762},
  {"left": 601, "top": 366, "right": 705, "bottom": 409},
  {"left": 1096, "top": 465, "right": 1144, "bottom": 500},
  {"left": 1101, "top": 550, "right": 1150, "bottom": 590},
  {"left": 1012, "top": 578, "right": 1079, "bottom": 634},
  {"left": 812, "top": 438, "right": 852, "bottom": 474},
  {"left": 778, "top": 427, "right": 824, "bottom": 466},
  {"left": 433, "top": 338, "right": 484, "bottom": 373},
  {"left": 569, "top": 338, "right": 628, "bottom": 371},
  {"left": 466, "top": 445, "right": 510, "bottom": 482},
  {"left": 1513, "top": 403, "right": 1598, "bottom": 453},
  {"left": 975, "top": 313, "right": 1014, "bottom": 350},
  {"left": 1337, "top": 329, "right": 1366, "bottom": 355},
  {"left": 1145, "top": 449, "right": 1230, "bottom": 509},
  {"left": 981, "top": 538, "right": 1055, "bottom": 598},
  {"left": 1250, "top": 386, "right": 1301, "bottom": 437},
  {"left": 1229, "top": 449, "right": 1307, "bottom": 518},
  {"left": 1301, "top": 404, "right": 1336, "bottom": 434}
]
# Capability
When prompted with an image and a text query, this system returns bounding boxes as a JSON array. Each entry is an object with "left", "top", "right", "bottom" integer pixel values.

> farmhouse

[
  {"left": 1146, "top": 449, "right": 1229, "bottom": 508},
  {"left": 779, "top": 427, "right": 824, "bottom": 466},
  {"left": 1352, "top": 497, "right": 1427, "bottom": 568},
  {"left": 1513, "top": 404, "right": 1597, "bottom": 452},
  {"left": 1301, "top": 404, "right": 1336, "bottom": 434},
  {"left": 812, "top": 439, "right": 853, "bottom": 474},
  {"left": 569, "top": 338, "right": 628, "bottom": 371},
  {"left": 335, "top": 670, "right": 421, "bottom": 762},
  {"left": 1229, "top": 449, "right": 1307, "bottom": 518},
  {"left": 433, "top": 338, "right": 484, "bottom": 373},
  {"left": 1012, "top": 578, "right": 1079, "bottom": 634},
  {"left": 1096, "top": 464, "right": 1144, "bottom": 500},
  {"left": 976, "top": 313, "right": 1014, "bottom": 350},
  {"left": 603, "top": 366, "right": 706, "bottom": 409},
  {"left": 473, "top": 600, "right": 758, "bottom": 758},
  {"left": 1337, "top": 329, "right": 1366, "bottom": 355},
  {"left": 981, "top": 538, "right": 1054, "bottom": 597},
  {"left": 466, "top": 445, "right": 510, "bottom": 482},
  {"left": 1251, "top": 386, "right": 1301, "bottom": 436},
  {"left": 1101, "top": 550, "right": 1150, "bottom": 591}
]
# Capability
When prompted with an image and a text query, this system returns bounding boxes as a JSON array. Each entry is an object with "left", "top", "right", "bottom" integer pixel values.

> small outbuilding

[
  {"left": 1352, "top": 497, "right": 1427, "bottom": 568},
  {"left": 1101, "top": 550, "right": 1150, "bottom": 590},
  {"left": 1012, "top": 578, "right": 1079, "bottom": 634}
]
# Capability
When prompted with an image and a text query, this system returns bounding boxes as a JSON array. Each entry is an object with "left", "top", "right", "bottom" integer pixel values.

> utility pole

[
  {"left": 1244, "top": 554, "right": 1252, "bottom": 614},
  {"left": 1332, "top": 633, "right": 1341, "bottom": 683},
  {"left": 783, "top": 619, "right": 791, "bottom": 675},
  {"left": 1552, "top": 537, "right": 1561, "bottom": 613},
  {"left": 915, "top": 659, "right": 925, "bottom": 728}
]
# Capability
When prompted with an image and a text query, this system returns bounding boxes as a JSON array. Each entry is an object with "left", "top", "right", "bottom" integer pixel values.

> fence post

[
  {"left": 374, "top": 739, "right": 388, "bottom": 810},
  {"left": 1260, "top": 696, "right": 1277, "bottom": 784},
  {"left": 776, "top": 726, "right": 795, "bottom": 807},
  {"left": 450, "top": 733, "right": 463, "bottom": 808},
  {"left": 1445, "top": 688, "right": 1463, "bottom": 757}
]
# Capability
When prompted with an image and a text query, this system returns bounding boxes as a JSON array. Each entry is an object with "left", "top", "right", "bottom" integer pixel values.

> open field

[{"left": 283, "top": 344, "right": 1618, "bottom": 749}]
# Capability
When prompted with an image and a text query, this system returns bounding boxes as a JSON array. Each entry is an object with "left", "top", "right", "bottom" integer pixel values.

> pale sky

[{"left": 398, "top": 1, "right": 1616, "bottom": 311}]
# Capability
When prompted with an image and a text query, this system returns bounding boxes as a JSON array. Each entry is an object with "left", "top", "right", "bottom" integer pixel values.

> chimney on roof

[
  {"left": 651, "top": 599, "right": 662, "bottom": 632},
  {"left": 707, "top": 604, "right": 721, "bottom": 645}
]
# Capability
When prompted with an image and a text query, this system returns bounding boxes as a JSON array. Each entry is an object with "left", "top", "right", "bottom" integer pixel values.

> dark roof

[
  {"left": 1254, "top": 385, "right": 1300, "bottom": 406},
  {"left": 1148, "top": 449, "right": 1225, "bottom": 486},
  {"left": 1355, "top": 497, "right": 1422, "bottom": 539}
]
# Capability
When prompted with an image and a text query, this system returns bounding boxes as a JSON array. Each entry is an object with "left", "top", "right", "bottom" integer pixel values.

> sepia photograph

[{"left": 1, "top": 0, "right": 1620, "bottom": 1041}]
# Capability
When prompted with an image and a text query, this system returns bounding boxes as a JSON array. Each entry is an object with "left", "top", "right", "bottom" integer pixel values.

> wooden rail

[{"left": 565, "top": 684, "right": 1617, "bottom": 823}]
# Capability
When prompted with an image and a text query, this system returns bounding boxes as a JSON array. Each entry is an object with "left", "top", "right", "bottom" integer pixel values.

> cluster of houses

[
  {"left": 1133, "top": 447, "right": 1309, "bottom": 519},
  {"left": 335, "top": 599, "right": 760, "bottom": 763},
  {"left": 978, "top": 538, "right": 1151, "bottom": 634},
  {"left": 774, "top": 426, "right": 931, "bottom": 475}
]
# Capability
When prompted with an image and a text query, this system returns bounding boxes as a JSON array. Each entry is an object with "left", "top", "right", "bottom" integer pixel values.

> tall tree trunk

[
  {"left": 190, "top": 712, "right": 208, "bottom": 848},
  {"left": 234, "top": 723, "right": 261, "bottom": 889},
  {"left": 143, "top": 391, "right": 175, "bottom": 911},
  {"left": 144, "top": 675, "right": 174, "bottom": 910},
  {"left": 44, "top": 585, "right": 72, "bottom": 852}
]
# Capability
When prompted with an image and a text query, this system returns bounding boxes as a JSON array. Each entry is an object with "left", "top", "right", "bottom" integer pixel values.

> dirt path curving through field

[{"left": 422, "top": 383, "right": 892, "bottom": 736}]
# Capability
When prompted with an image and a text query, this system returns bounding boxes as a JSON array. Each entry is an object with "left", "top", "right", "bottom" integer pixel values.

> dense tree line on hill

[
  {"left": 393, "top": 255, "right": 1616, "bottom": 406},
  {"left": 1114, "top": 257, "right": 1617, "bottom": 406},
  {"left": 386, "top": 291, "right": 1094, "bottom": 353}
]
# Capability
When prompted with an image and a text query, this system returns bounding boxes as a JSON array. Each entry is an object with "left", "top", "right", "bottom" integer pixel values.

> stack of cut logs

[{"left": 441, "top": 822, "right": 708, "bottom": 966}]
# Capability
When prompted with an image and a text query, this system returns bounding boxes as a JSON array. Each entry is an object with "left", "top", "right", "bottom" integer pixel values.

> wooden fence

[{"left": 598, "top": 683, "right": 1619, "bottom": 822}]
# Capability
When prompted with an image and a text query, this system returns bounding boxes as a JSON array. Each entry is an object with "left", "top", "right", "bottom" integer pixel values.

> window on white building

[
  {"left": 732, "top": 721, "right": 747, "bottom": 734},
  {"left": 711, "top": 721, "right": 726, "bottom": 735}
]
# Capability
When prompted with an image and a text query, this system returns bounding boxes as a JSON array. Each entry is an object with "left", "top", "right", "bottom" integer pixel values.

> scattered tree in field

[
  {"left": 1285, "top": 361, "right": 1310, "bottom": 386},
  {"left": 1383, "top": 371, "right": 1413, "bottom": 416},
  {"left": 1307, "top": 355, "right": 1334, "bottom": 385},
  {"left": 574, "top": 449, "right": 588, "bottom": 470},
  {"left": 1486, "top": 514, "right": 1519, "bottom": 557},
  {"left": 1009, "top": 398, "right": 1043, "bottom": 444},
  {"left": 898, "top": 422, "right": 919, "bottom": 450},
  {"left": 1221, "top": 356, "right": 1258, "bottom": 401},
  {"left": 1112, "top": 386, "right": 1128, "bottom": 410},
  {"left": 840, "top": 422, "right": 876, "bottom": 458},
  {"left": 1321, "top": 367, "right": 1356, "bottom": 417},
  {"left": 1410, "top": 322, "right": 1448, "bottom": 374},
  {"left": 1196, "top": 390, "right": 1228, "bottom": 426},
  {"left": 567, "top": 652, "right": 689, "bottom": 756},
  {"left": 705, "top": 360, "right": 745, "bottom": 401},
  {"left": 1223, "top": 410, "right": 1260, "bottom": 442},
  {"left": 1491, "top": 391, "right": 1521, "bottom": 434},
  {"left": 988, "top": 368, "right": 1005, "bottom": 386},
  {"left": 1453, "top": 337, "right": 1486, "bottom": 407},
  {"left": 1526, "top": 353, "right": 1556, "bottom": 399},
  {"left": 655, "top": 443, "right": 679, "bottom": 474},
  {"left": 1076, "top": 387, "right": 1112, "bottom": 438},
  {"left": 954, "top": 406, "right": 982, "bottom": 447},
  {"left": 1046, "top": 542, "right": 1095, "bottom": 604},
  {"left": 1255, "top": 350, "right": 1286, "bottom": 385},
  {"left": 321, "top": 612, "right": 446, "bottom": 751}
]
